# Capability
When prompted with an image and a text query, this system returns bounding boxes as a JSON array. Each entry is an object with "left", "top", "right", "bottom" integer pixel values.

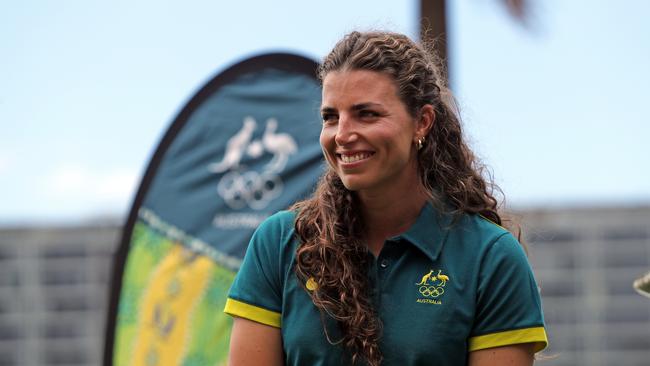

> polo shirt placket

[{"left": 369, "top": 239, "right": 403, "bottom": 310}]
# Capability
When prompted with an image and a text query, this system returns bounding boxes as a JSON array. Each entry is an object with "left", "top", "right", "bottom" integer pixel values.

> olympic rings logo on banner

[
  {"left": 217, "top": 171, "right": 283, "bottom": 210},
  {"left": 418, "top": 285, "right": 444, "bottom": 298},
  {"left": 209, "top": 117, "right": 299, "bottom": 211}
]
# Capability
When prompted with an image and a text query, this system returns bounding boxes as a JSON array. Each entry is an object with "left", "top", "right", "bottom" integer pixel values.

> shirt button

[{"left": 380, "top": 259, "right": 389, "bottom": 269}]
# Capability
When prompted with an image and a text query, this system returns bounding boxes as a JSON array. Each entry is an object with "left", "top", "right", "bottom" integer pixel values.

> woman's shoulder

[
  {"left": 250, "top": 210, "right": 299, "bottom": 252},
  {"left": 449, "top": 212, "right": 518, "bottom": 251},
  {"left": 258, "top": 210, "right": 296, "bottom": 230},
  {"left": 459, "top": 213, "right": 529, "bottom": 264},
  {"left": 443, "top": 211, "right": 531, "bottom": 278}
]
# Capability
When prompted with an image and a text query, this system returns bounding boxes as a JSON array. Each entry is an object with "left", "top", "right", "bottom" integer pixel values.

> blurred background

[{"left": 1, "top": 0, "right": 649, "bottom": 365}]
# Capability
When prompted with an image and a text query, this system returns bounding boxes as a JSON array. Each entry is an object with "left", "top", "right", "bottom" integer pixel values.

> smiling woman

[{"left": 225, "top": 31, "right": 548, "bottom": 366}]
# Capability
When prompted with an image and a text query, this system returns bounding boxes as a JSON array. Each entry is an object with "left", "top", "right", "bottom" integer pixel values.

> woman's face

[{"left": 320, "top": 69, "right": 422, "bottom": 195}]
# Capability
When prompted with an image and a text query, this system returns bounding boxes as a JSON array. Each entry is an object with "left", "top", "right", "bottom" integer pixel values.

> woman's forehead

[{"left": 321, "top": 70, "right": 400, "bottom": 107}]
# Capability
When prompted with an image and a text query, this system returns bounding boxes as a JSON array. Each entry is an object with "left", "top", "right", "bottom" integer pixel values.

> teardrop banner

[{"left": 103, "top": 53, "right": 322, "bottom": 366}]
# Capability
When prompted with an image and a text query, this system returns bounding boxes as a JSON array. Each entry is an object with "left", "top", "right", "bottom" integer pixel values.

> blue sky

[{"left": 1, "top": 0, "right": 648, "bottom": 224}]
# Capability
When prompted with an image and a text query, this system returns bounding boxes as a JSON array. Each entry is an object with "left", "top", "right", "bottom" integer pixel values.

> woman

[{"left": 224, "top": 31, "right": 548, "bottom": 365}]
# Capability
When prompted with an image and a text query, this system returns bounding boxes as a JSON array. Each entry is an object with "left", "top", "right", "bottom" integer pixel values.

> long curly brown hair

[{"left": 292, "top": 31, "right": 507, "bottom": 365}]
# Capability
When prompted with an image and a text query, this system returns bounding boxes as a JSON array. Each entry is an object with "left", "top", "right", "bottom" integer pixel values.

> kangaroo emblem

[
  {"left": 208, "top": 117, "right": 257, "bottom": 173},
  {"left": 416, "top": 269, "right": 436, "bottom": 285},
  {"left": 415, "top": 268, "right": 450, "bottom": 303}
]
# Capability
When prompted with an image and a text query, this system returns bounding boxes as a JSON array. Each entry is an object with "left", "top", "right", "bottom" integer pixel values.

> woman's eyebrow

[
  {"left": 351, "top": 102, "right": 382, "bottom": 111},
  {"left": 321, "top": 103, "right": 382, "bottom": 114},
  {"left": 320, "top": 106, "right": 337, "bottom": 114}
]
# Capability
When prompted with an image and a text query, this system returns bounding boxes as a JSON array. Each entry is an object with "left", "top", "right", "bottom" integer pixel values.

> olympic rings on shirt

[
  {"left": 217, "top": 170, "right": 283, "bottom": 210},
  {"left": 418, "top": 285, "right": 444, "bottom": 298}
]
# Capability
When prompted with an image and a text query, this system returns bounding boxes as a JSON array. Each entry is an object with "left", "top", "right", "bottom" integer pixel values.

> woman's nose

[{"left": 334, "top": 116, "right": 358, "bottom": 146}]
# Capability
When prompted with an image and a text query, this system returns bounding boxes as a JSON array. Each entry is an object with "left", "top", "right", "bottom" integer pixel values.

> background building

[
  {"left": 0, "top": 225, "right": 119, "bottom": 366},
  {"left": 524, "top": 205, "right": 650, "bottom": 365},
  {"left": 0, "top": 205, "right": 648, "bottom": 365}
]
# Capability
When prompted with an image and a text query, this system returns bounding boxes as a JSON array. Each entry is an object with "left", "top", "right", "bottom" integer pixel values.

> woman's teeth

[{"left": 340, "top": 153, "right": 372, "bottom": 163}]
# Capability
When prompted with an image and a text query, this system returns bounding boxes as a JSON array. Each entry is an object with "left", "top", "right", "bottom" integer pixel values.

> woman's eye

[
  {"left": 322, "top": 114, "right": 337, "bottom": 123},
  {"left": 359, "top": 110, "right": 379, "bottom": 118}
]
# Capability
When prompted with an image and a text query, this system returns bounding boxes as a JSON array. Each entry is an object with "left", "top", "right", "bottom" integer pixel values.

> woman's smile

[{"left": 337, "top": 151, "right": 375, "bottom": 165}]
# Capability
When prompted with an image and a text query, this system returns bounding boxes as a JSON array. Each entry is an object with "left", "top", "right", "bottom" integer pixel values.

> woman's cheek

[{"left": 319, "top": 131, "right": 335, "bottom": 167}]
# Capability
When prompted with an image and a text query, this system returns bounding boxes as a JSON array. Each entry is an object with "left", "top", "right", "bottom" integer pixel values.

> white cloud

[
  {"left": 0, "top": 157, "right": 141, "bottom": 223},
  {"left": 96, "top": 171, "right": 139, "bottom": 200},
  {"left": 45, "top": 164, "right": 139, "bottom": 215},
  {"left": 51, "top": 164, "right": 88, "bottom": 193}
]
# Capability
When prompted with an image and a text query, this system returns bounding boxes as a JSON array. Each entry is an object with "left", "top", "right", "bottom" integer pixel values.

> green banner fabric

[{"left": 104, "top": 54, "right": 322, "bottom": 366}]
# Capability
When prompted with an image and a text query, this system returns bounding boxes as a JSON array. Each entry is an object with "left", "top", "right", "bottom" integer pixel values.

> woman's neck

[{"left": 358, "top": 185, "right": 429, "bottom": 256}]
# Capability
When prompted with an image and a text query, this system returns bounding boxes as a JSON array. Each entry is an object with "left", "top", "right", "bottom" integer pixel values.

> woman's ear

[{"left": 415, "top": 104, "right": 435, "bottom": 138}]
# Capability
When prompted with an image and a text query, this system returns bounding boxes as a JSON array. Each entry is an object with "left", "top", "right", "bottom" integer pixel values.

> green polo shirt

[{"left": 225, "top": 203, "right": 548, "bottom": 365}]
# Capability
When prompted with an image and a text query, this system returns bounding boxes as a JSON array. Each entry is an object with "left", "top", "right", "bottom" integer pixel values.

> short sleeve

[
  {"left": 224, "top": 213, "right": 288, "bottom": 328},
  {"left": 468, "top": 233, "right": 548, "bottom": 352}
]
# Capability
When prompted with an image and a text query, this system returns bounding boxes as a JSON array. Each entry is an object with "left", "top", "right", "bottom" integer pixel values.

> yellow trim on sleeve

[
  {"left": 224, "top": 298, "right": 281, "bottom": 328},
  {"left": 468, "top": 326, "right": 548, "bottom": 353}
]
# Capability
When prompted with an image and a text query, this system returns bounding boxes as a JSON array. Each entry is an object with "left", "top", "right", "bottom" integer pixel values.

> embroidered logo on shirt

[{"left": 415, "top": 269, "right": 449, "bottom": 304}]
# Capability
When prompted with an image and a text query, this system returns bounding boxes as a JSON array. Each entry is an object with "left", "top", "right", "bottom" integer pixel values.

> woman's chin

[
  {"left": 339, "top": 177, "right": 364, "bottom": 192},
  {"left": 339, "top": 176, "right": 375, "bottom": 193}
]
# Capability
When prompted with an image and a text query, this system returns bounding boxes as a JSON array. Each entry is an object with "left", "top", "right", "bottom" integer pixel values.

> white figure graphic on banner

[
  {"left": 208, "top": 117, "right": 257, "bottom": 173},
  {"left": 262, "top": 118, "right": 297, "bottom": 172},
  {"left": 210, "top": 116, "right": 298, "bottom": 210}
]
